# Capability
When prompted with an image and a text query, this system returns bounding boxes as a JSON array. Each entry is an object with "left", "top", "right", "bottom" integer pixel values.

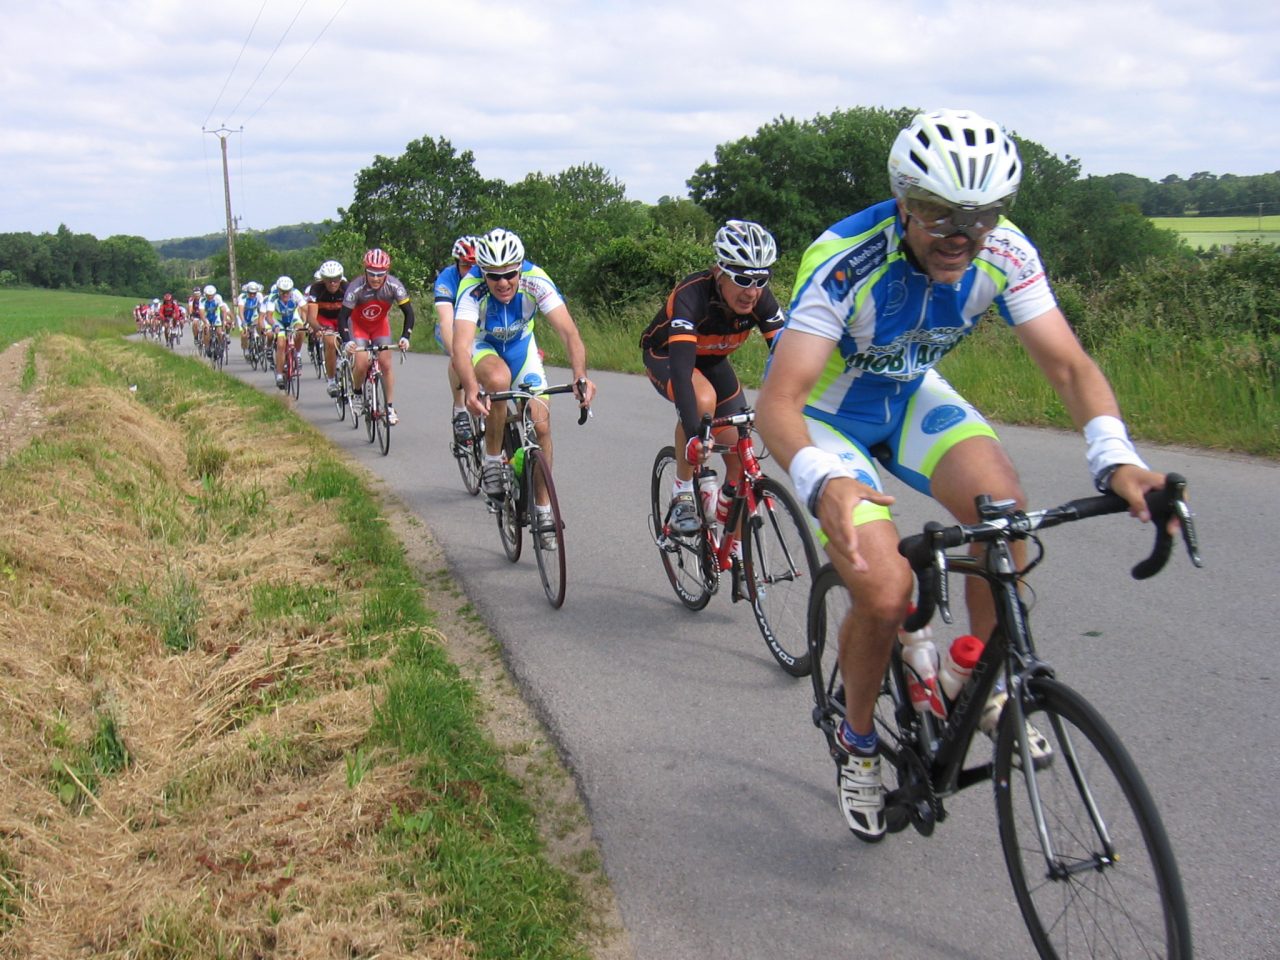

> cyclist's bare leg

[
  {"left": 826, "top": 520, "right": 914, "bottom": 733},
  {"left": 322, "top": 329, "right": 338, "bottom": 379},
  {"left": 929, "top": 435, "right": 1027, "bottom": 643},
  {"left": 475, "top": 355, "right": 511, "bottom": 457},
  {"left": 531, "top": 402, "right": 555, "bottom": 508},
  {"left": 275, "top": 330, "right": 288, "bottom": 375},
  {"left": 380, "top": 349, "right": 395, "bottom": 404}
]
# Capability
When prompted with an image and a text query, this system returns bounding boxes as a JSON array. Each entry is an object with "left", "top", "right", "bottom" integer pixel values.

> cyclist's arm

[
  {"left": 337, "top": 305, "right": 352, "bottom": 343},
  {"left": 396, "top": 299, "right": 416, "bottom": 342},
  {"left": 450, "top": 317, "right": 487, "bottom": 415},
  {"left": 667, "top": 334, "right": 703, "bottom": 440},
  {"left": 435, "top": 300, "right": 456, "bottom": 357},
  {"left": 756, "top": 327, "right": 892, "bottom": 572},
  {"left": 1014, "top": 307, "right": 1164, "bottom": 521},
  {"left": 540, "top": 303, "right": 595, "bottom": 405}
]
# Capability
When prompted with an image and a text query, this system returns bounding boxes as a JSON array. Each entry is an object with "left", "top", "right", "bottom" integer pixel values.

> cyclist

[
  {"left": 452, "top": 227, "right": 596, "bottom": 547},
  {"left": 187, "top": 287, "right": 204, "bottom": 346},
  {"left": 196, "top": 285, "right": 230, "bottom": 356},
  {"left": 156, "top": 293, "right": 181, "bottom": 342},
  {"left": 305, "top": 260, "right": 348, "bottom": 396},
  {"left": 433, "top": 235, "right": 479, "bottom": 443},
  {"left": 236, "top": 281, "right": 265, "bottom": 357},
  {"left": 265, "top": 276, "right": 308, "bottom": 390},
  {"left": 641, "top": 220, "right": 785, "bottom": 539},
  {"left": 755, "top": 108, "right": 1168, "bottom": 843},
  {"left": 337, "top": 248, "right": 416, "bottom": 425}
]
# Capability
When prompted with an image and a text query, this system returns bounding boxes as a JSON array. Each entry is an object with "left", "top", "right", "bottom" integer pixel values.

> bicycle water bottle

[
  {"left": 511, "top": 446, "right": 526, "bottom": 480},
  {"left": 899, "top": 611, "right": 945, "bottom": 719},
  {"left": 715, "top": 483, "right": 736, "bottom": 527},
  {"left": 938, "top": 634, "right": 984, "bottom": 703},
  {"left": 698, "top": 469, "right": 719, "bottom": 521}
]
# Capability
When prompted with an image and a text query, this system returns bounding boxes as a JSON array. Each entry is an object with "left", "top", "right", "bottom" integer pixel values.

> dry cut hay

[{"left": 0, "top": 338, "right": 472, "bottom": 959}]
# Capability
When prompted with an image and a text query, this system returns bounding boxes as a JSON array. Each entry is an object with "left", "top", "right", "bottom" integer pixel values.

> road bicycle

[
  {"left": 355, "top": 344, "right": 402, "bottom": 456},
  {"left": 307, "top": 327, "right": 325, "bottom": 379},
  {"left": 649, "top": 409, "right": 821, "bottom": 676},
  {"left": 244, "top": 326, "right": 265, "bottom": 370},
  {"left": 278, "top": 335, "right": 301, "bottom": 400},
  {"left": 451, "top": 407, "right": 484, "bottom": 496},
  {"left": 207, "top": 326, "right": 229, "bottom": 371},
  {"left": 333, "top": 350, "right": 357, "bottom": 426},
  {"left": 806, "top": 475, "right": 1201, "bottom": 959},
  {"left": 481, "top": 379, "right": 589, "bottom": 609}
]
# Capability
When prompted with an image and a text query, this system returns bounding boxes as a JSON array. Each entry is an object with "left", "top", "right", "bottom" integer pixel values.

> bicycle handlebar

[
  {"left": 481, "top": 378, "right": 592, "bottom": 425},
  {"left": 898, "top": 473, "right": 1202, "bottom": 632}
]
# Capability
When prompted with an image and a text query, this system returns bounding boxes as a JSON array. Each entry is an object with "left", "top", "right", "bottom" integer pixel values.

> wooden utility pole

[{"left": 204, "top": 127, "right": 242, "bottom": 299}]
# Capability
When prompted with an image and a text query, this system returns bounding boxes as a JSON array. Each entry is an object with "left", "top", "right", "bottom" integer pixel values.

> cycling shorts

[
  {"left": 643, "top": 353, "right": 748, "bottom": 429},
  {"left": 472, "top": 333, "right": 546, "bottom": 390},
  {"left": 804, "top": 369, "right": 999, "bottom": 530}
]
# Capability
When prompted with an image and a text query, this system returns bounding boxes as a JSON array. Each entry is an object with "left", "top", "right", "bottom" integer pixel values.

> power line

[
  {"left": 223, "top": 0, "right": 312, "bottom": 124},
  {"left": 243, "top": 0, "right": 352, "bottom": 123},
  {"left": 203, "top": 0, "right": 270, "bottom": 128}
]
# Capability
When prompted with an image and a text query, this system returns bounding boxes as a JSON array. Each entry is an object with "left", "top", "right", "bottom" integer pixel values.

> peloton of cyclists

[
  {"left": 755, "top": 108, "right": 1166, "bottom": 843},
  {"left": 337, "top": 249, "right": 417, "bottom": 426},
  {"left": 641, "top": 220, "right": 786, "bottom": 543},
  {"left": 451, "top": 228, "right": 597, "bottom": 546}
]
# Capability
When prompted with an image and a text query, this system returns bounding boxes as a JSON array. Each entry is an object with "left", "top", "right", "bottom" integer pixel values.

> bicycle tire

[
  {"left": 344, "top": 365, "right": 359, "bottom": 429},
  {"left": 364, "top": 377, "right": 377, "bottom": 444},
  {"left": 994, "top": 677, "right": 1192, "bottom": 960},
  {"left": 453, "top": 414, "right": 483, "bottom": 496},
  {"left": 742, "top": 477, "right": 820, "bottom": 677},
  {"left": 375, "top": 377, "right": 390, "bottom": 456},
  {"left": 649, "top": 446, "right": 714, "bottom": 610},
  {"left": 496, "top": 420, "right": 523, "bottom": 562},
  {"left": 527, "top": 449, "right": 567, "bottom": 608}
]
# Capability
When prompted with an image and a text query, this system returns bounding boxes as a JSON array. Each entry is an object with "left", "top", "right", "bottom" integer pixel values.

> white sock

[{"left": 672, "top": 477, "right": 693, "bottom": 498}]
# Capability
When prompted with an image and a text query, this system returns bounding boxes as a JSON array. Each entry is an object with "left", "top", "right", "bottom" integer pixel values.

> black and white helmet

[
  {"left": 888, "top": 109, "right": 1022, "bottom": 207},
  {"left": 317, "top": 260, "right": 344, "bottom": 279},
  {"left": 713, "top": 220, "right": 777, "bottom": 271},
  {"left": 475, "top": 228, "right": 525, "bottom": 270}
]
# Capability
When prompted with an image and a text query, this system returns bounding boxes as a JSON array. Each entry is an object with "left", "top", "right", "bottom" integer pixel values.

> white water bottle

[
  {"left": 698, "top": 469, "right": 719, "bottom": 521},
  {"left": 715, "top": 483, "right": 735, "bottom": 527},
  {"left": 899, "top": 612, "right": 945, "bottom": 719},
  {"left": 939, "top": 634, "right": 985, "bottom": 702}
]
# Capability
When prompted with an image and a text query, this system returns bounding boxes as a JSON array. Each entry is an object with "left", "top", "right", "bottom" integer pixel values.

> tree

[
  {"left": 342, "top": 135, "right": 494, "bottom": 286},
  {"left": 687, "top": 106, "right": 914, "bottom": 252}
]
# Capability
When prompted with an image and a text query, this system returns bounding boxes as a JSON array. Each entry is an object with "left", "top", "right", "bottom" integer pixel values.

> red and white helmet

[
  {"left": 452, "top": 235, "right": 478, "bottom": 264},
  {"left": 363, "top": 248, "right": 392, "bottom": 272}
]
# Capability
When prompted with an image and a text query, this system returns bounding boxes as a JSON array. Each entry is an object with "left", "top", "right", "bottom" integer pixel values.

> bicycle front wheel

[
  {"left": 364, "top": 379, "right": 377, "bottom": 443},
  {"left": 454, "top": 416, "right": 483, "bottom": 496},
  {"left": 497, "top": 424, "right": 523, "bottom": 562},
  {"left": 742, "top": 477, "right": 819, "bottom": 677},
  {"left": 289, "top": 351, "right": 300, "bottom": 398},
  {"left": 649, "top": 446, "right": 713, "bottom": 611},
  {"left": 375, "top": 378, "right": 390, "bottom": 455},
  {"left": 995, "top": 677, "right": 1191, "bottom": 960},
  {"left": 526, "top": 449, "right": 567, "bottom": 608}
]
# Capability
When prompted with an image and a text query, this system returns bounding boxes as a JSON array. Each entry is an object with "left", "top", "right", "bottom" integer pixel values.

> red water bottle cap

[{"left": 949, "top": 634, "right": 984, "bottom": 669}]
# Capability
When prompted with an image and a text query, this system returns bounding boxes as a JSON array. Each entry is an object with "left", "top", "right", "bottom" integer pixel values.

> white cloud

[{"left": 1, "top": 0, "right": 1276, "bottom": 241}]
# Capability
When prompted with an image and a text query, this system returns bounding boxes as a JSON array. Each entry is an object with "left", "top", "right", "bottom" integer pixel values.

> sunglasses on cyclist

[
  {"left": 904, "top": 194, "right": 1007, "bottom": 240},
  {"left": 720, "top": 267, "right": 771, "bottom": 289},
  {"left": 484, "top": 269, "right": 521, "bottom": 282},
  {"left": 365, "top": 269, "right": 388, "bottom": 278}
]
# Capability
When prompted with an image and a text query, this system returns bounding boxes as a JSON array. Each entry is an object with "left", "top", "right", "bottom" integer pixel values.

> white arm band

[
  {"left": 788, "top": 446, "right": 857, "bottom": 517},
  {"left": 1083, "top": 415, "right": 1148, "bottom": 486}
]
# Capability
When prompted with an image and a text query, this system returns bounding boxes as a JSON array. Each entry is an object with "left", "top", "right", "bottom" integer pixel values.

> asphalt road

[{"left": 223, "top": 343, "right": 1279, "bottom": 960}]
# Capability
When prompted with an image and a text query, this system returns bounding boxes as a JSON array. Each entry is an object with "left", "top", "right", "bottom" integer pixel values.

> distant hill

[{"left": 152, "top": 222, "right": 330, "bottom": 259}]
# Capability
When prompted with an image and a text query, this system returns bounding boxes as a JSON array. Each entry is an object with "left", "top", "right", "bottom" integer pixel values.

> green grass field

[
  {"left": 1151, "top": 215, "right": 1280, "bottom": 250},
  {"left": 0, "top": 287, "right": 136, "bottom": 350}
]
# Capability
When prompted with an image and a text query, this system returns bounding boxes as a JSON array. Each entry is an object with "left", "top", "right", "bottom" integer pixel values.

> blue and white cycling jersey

[
  {"left": 454, "top": 261, "right": 564, "bottom": 347},
  {"left": 237, "top": 293, "right": 263, "bottom": 324},
  {"left": 433, "top": 263, "right": 467, "bottom": 306},
  {"left": 784, "top": 199, "right": 1056, "bottom": 428},
  {"left": 199, "top": 295, "right": 227, "bottom": 325}
]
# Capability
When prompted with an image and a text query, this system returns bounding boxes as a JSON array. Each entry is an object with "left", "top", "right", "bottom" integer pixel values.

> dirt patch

[{"left": 0, "top": 342, "right": 44, "bottom": 467}]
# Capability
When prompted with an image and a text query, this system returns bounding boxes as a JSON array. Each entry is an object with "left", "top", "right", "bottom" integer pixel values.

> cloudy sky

[{"left": 4, "top": 0, "right": 1277, "bottom": 243}]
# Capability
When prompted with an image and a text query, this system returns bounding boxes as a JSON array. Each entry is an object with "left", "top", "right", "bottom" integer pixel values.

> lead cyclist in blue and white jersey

[
  {"left": 756, "top": 109, "right": 1172, "bottom": 843},
  {"left": 452, "top": 228, "right": 596, "bottom": 517}
]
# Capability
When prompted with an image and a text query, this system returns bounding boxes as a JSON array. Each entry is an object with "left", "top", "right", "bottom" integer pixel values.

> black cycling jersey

[{"left": 306, "top": 279, "right": 347, "bottom": 322}]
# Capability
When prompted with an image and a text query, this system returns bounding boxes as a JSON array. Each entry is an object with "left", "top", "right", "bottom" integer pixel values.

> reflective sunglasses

[
  {"left": 721, "top": 268, "right": 771, "bottom": 289},
  {"left": 484, "top": 269, "right": 521, "bottom": 282},
  {"left": 904, "top": 194, "right": 1006, "bottom": 240},
  {"left": 365, "top": 269, "right": 388, "bottom": 278}
]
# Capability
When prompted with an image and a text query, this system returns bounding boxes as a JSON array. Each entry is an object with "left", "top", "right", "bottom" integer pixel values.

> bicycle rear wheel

[
  {"left": 375, "top": 378, "right": 390, "bottom": 455},
  {"left": 742, "top": 477, "right": 819, "bottom": 677},
  {"left": 995, "top": 677, "right": 1192, "bottom": 960},
  {"left": 453, "top": 414, "right": 483, "bottom": 496},
  {"left": 527, "top": 449, "right": 567, "bottom": 608},
  {"left": 649, "top": 446, "right": 714, "bottom": 610}
]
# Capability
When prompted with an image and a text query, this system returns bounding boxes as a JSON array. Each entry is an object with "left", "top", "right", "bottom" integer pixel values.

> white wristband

[
  {"left": 1083, "top": 415, "right": 1148, "bottom": 484},
  {"left": 788, "top": 446, "right": 856, "bottom": 514}
]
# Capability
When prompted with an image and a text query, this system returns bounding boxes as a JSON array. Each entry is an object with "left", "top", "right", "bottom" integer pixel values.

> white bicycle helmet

[
  {"left": 317, "top": 260, "right": 344, "bottom": 279},
  {"left": 475, "top": 228, "right": 525, "bottom": 270},
  {"left": 276, "top": 276, "right": 294, "bottom": 293},
  {"left": 713, "top": 220, "right": 777, "bottom": 271},
  {"left": 245, "top": 281, "right": 261, "bottom": 294},
  {"left": 202, "top": 285, "right": 217, "bottom": 296},
  {"left": 888, "top": 109, "right": 1022, "bottom": 207}
]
